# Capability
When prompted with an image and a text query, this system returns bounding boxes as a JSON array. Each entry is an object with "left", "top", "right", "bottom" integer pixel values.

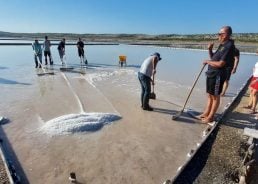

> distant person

[
  {"left": 221, "top": 47, "right": 240, "bottom": 96},
  {"left": 243, "top": 62, "right": 258, "bottom": 114},
  {"left": 197, "top": 26, "right": 235, "bottom": 123},
  {"left": 43, "top": 36, "right": 53, "bottom": 65},
  {"left": 77, "top": 37, "right": 87, "bottom": 64},
  {"left": 58, "top": 38, "right": 65, "bottom": 64},
  {"left": 138, "top": 52, "right": 162, "bottom": 111},
  {"left": 32, "top": 39, "right": 42, "bottom": 68}
]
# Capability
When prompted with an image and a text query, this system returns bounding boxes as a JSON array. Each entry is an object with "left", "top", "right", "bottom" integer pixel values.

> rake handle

[{"left": 181, "top": 64, "right": 207, "bottom": 111}]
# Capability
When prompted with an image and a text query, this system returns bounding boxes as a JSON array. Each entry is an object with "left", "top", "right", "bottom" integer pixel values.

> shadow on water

[
  {"left": 0, "top": 120, "right": 29, "bottom": 184},
  {"left": 0, "top": 66, "right": 8, "bottom": 70},
  {"left": 0, "top": 78, "right": 31, "bottom": 85}
]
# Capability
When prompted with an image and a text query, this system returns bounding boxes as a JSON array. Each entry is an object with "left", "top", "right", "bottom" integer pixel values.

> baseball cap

[{"left": 151, "top": 52, "right": 162, "bottom": 61}]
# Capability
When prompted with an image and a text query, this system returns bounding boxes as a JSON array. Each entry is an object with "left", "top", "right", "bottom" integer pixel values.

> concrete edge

[
  {"left": 0, "top": 138, "right": 15, "bottom": 184},
  {"left": 169, "top": 75, "right": 252, "bottom": 184}
]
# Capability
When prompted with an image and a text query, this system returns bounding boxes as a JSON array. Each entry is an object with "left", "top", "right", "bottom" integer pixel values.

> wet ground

[{"left": 0, "top": 44, "right": 257, "bottom": 183}]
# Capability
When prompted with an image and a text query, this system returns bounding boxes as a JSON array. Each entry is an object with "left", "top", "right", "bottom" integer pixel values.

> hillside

[{"left": 1, "top": 31, "right": 257, "bottom": 53}]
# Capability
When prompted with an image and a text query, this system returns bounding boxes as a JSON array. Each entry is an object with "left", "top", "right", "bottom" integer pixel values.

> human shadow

[
  {"left": 0, "top": 119, "right": 30, "bottom": 183},
  {"left": 155, "top": 99, "right": 182, "bottom": 108},
  {"left": 223, "top": 111, "right": 258, "bottom": 129},
  {"left": 153, "top": 107, "right": 200, "bottom": 124},
  {"left": 0, "top": 77, "right": 31, "bottom": 85},
  {"left": 153, "top": 107, "right": 177, "bottom": 115}
]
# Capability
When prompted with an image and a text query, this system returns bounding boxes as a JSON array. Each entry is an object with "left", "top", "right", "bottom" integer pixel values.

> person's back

[
  {"left": 77, "top": 40, "right": 84, "bottom": 49},
  {"left": 139, "top": 56, "right": 154, "bottom": 78},
  {"left": 32, "top": 40, "right": 42, "bottom": 55},
  {"left": 32, "top": 39, "right": 42, "bottom": 67},
  {"left": 138, "top": 53, "right": 161, "bottom": 111},
  {"left": 58, "top": 38, "right": 66, "bottom": 64},
  {"left": 43, "top": 39, "right": 51, "bottom": 52},
  {"left": 58, "top": 40, "right": 65, "bottom": 51}
]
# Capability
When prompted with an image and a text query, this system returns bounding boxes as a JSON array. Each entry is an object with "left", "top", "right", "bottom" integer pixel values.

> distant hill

[
  {"left": 1, "top": 31, "right": 258, "bottom": 43},
  {"left": 0, "top": 31, "right": 257, "bottom": 53}
]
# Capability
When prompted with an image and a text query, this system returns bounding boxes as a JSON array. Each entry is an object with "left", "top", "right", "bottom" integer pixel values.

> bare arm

[
  {"left": 231, "top": 56, "right": 239, "bottom": 74},
  {"left": 203, "top": 60, "right": 226, "bottom": 68},
  {"left": 152, "top": 57, "right": 158, "bottom": 85},
  {"left": 208, "top": 42, "right": 214, "bottom": 59}
]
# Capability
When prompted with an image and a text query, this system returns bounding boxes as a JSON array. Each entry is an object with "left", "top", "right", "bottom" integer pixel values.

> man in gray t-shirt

[
  {"left": 138, "top": 52, "right": 162, "bottom": 111},
  {"left": 43, "top": 36, "right": 53, "bottom": 65}
]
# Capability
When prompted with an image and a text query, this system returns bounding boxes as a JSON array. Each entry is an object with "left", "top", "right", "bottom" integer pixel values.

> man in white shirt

[{"left": 138, "top": 52, "right": 162, "bottom": 111}]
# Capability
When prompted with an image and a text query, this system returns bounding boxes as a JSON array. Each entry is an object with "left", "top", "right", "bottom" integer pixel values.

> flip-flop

[
  {"left": 250, "top": 110, "right": 257, "bottom": 114},
  {"left": 207, "top": 122, "right": 215, "bottom": 127},
  {"left": 242, "top": 105, "right": 252, "bottom": 109},
  {"left": 195, "top": 115, "right": 206, "bottom": 120},
  {"left": 201, "top": 118, "right": 214, "bottom": 124}
]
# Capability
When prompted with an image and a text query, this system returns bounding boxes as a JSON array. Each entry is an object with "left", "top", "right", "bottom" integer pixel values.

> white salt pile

[{"left": 40, "top": 113, "right": 121, "bottom": 136}]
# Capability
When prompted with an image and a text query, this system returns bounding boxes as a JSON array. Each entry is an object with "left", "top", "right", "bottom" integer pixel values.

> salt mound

[{"left": 40, "top": 113, "right": 121, "bottom": 136}]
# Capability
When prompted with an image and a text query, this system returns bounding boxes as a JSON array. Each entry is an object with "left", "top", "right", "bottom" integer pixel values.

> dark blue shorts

[
  {"left": 206, "top": 74, "right": 225, "bottom": 96},
  {"left": 225, "top": 67, "right": 233, "bottom": 81}
]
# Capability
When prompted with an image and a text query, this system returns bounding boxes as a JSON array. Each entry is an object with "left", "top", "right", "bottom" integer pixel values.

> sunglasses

[{"left": 218, "top": 32, "right": 226, "bottom": 36}]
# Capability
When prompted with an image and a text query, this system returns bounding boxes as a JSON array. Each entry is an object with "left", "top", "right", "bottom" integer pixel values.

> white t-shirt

[
  {"left": 139, "top": 56, "right": 154, "bottom": 78},
  {"left": 253, "top": 62, "right": 258, "bottom": 77}
]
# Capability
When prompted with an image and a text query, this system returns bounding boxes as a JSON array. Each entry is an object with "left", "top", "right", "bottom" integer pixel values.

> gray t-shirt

[
  {"left": 139, "top": 56, "right": 154, "bottom": 78},
  {"left": 43, "top": 40, "right": 51, "bottom": 51}
]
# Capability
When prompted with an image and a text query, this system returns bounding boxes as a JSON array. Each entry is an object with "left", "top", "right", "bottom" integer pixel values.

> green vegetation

[{"left": 1, "top": 31, "right": 257, "bottom": 53}]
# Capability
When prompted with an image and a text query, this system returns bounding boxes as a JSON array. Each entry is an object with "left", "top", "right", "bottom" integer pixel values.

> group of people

[
  {"left": 32, "top": 37, "right": 87, "bottom": 68},
  {"left": 138, "top": 26, "right": 246, "bottom": 124}
]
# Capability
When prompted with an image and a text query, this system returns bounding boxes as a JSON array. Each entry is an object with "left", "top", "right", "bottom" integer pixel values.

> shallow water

[
  {"left": 0, "top": 43, "right": 257, "bottom": 183},
  {"left": 0, "top": 44, "right": 256, "bottom": 113}
]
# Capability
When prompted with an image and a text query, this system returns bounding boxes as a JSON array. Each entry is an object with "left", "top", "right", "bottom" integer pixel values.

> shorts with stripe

[{"left": 206, "top": 75, "right": 225, "bottom": 96}]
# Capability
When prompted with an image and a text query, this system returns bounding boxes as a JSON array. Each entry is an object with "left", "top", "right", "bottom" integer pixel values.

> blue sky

[{"left": 0, "top": 0, "right": 257, "bottom": 34}]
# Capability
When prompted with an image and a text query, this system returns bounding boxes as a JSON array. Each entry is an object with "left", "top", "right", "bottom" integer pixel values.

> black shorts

[
  {"left": 44, "top": 51, "right": 51, "bottom": 57},
  {"left": 78, "top": 49, "right": 84, "bottom": 57},
  {"left": 225, "top": 67, "right": 232, "bottom": 81},
  {"left": 206, "top": 75, "right": 225, "bottom": 96}
]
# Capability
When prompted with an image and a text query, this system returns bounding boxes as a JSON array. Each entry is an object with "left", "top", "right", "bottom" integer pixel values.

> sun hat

[{"left": 151, "top": 52, "right": 162, "bottom": 61}]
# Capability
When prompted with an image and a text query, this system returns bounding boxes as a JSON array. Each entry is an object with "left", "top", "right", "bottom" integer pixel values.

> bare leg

[
  {"left": 221, "top": 80, "right": 229, "bottom": 96},
  {"left": 251, "top": 90, "right": 258, "bottom": 113},
  {"left": 202, "top": 95, "right": 220, "bottom": 122},
  {"left": 198, "top": 93, "right": 212, "bottom": 119},
  {"left": 249, "top": 88, "right": 254, "bottom": 107}
]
